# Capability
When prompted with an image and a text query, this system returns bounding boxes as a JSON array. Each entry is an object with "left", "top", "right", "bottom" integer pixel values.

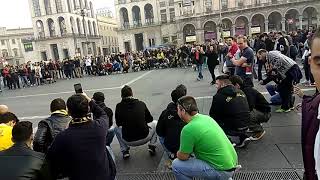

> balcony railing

[
  {"left": 34, "top": 33, "right": 101, "bottom": 41},
  {"left": 133, "top": 20, "right": 142, "bottom": 27},
  {"left": 118, "top": 22, "right": 161, "bottom": 30},
  {"left": 145, "top": 18, "right": 154, "bottom": 25}
]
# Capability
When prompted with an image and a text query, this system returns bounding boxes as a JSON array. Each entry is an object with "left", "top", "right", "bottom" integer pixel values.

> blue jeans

[
  {"left": 106, "top": 128, "right": 115, "bottom": 146},
  {"left": 197, "top": 64, "right": 203, "bottom": 79},
  {"left": 266, "top": 84, "right": 282, "bottom": 105},
  {"left": 159, "top": 136, "right": 172, "bottom": 157},
  {"left": 172, "top": 158, "right": 233, "bottom": 180}
]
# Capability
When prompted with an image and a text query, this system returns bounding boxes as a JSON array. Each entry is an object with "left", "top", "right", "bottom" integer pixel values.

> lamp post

[
  {"left": 218, "top": 0, "right": 223, "bottom": 41},
  {"left": 75, "top": 8, "right": 89, "bottom": 56}
]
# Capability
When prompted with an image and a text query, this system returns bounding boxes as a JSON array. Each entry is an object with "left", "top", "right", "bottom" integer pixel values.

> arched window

[
  {"left": 88, "top": 20, "right": 92, "bottom": 35},
  {"left": 47, "top": 18, "right": 56, "bottom": 37},
  {"left": 58, "top": 17, "right": 67, "bottom": 35},
  {"left": 79, "top": 0, "right": 83, "bottom": 9},
  {"left": 85, "top": 0, "right": 88, "bottom": 9},
  {"left": 70, "top": 17, "right": 76, "bottom": 33},
  {"left": 73, "top": 0, "right": 77, "bottom": 10},
  {"left": 44, "top": 0, "right": 52, "bottom": 15},
  {"left": 93, "top": 21, "right": 97, "bottom": 35},
  {"left": 90, "top": 2, "right": 94, "bottom": 18},
  {"left": 32, "top": 0, "right": 41, "bottom": 16},
  {"left": 12, "top": 48, "right": 19, "bottom": 57},
  {"left": 67, "top": 0, "right": 71, "bottom": 12},
  {"left": 55, "top": 0, "right": 63, "bottom": 13},
  {"left": 36, "top": 20, "right": 45, "bottom": 38}
]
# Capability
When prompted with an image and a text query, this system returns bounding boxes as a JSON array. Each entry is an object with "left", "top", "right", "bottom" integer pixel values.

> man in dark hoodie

[
  {"left": 93, "top": 92, "right": 115, "bottom": 146},
  {"left": 209, "top": 75, "right": 251, "bottom": 148},
  {"left": 230, "top": 75, "right": 271, "bottom": 141},
  {"left": 115, "top": 85, "right": 157, "bottom": 159},
  {"left": 156, "top": 88, "right": 187, "bottom": 160}
]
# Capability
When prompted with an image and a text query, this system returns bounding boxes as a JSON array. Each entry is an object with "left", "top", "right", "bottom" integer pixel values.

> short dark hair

[
  {"left": 177, "top": 96, "right": 198, "bottom": 114},
  {"left": 121, "top": 85, "right": 133, "bottom": 98},
  {"left": 176, "top": 84, "right": 187, "bottom": 96},
  {"left": 67, "top": 94, "right": 89, "bottom": 118},
  {"left": 0, "top": 112, "right": 19, "bottom": 124},
  {"left": 93, "top": 92, "right": 105, "bottom": 102},
  {"left": 229, "top": 75, "right": 244, "bottom": 87},
  {"left": 50, "top": 98, "right": 66, "bottom": 112},
  {"left": 12, "top": 121, "right": 33, "bottom": 143},
  {"left": 257, "top": 49, "right": 267, "bottom": 55},
  {"left": 171, "top": 89, "right": 186, "bottom": 104}
]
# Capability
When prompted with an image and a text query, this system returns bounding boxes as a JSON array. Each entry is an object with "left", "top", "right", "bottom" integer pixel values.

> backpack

[{"left": 290, "top": 45, "right": 298, "bottom": 58}]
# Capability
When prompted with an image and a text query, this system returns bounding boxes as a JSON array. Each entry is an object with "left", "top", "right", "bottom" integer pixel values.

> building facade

[
  {"left": 96, "top": 9, "right": 120, "bottom": 55},
  {"left": 115, "top": 0, "right": 320, "bottom": 52},
  {"left": 28, "top": 0, "right": 101, "bottom": 61},
  {"left": 0, "top": 27, "right": 36, "bottom": 66}
]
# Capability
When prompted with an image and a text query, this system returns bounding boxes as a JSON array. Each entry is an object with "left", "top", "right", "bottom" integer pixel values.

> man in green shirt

[{"left": 172, "top": 96, "right": 238, "bottom": 180}]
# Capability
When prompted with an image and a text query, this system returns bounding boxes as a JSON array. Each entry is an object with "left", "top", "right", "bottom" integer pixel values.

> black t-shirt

[{"left": 236, "top": 47, "right": 254, "bottom": 78}]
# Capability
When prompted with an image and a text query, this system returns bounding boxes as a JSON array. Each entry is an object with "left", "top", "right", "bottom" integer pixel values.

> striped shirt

[{"left": 266, "top": 50, "right": 297, "bottom": 79}]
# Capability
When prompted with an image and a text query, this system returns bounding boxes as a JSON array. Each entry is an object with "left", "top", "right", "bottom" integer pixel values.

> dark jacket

[
  {"left": 209, "top": 85, "right": 250, "bottom": 130},
  {"left": 205, "top": 51, "right": 219, "bottom": 68},
  {"left": 46, "top": 101, "right": 114, "bottom": 180},
  {"left": 254, "top": 39, "right": 266, "bottom": 52},
  {"left": 301, "top": 93, "right": 320, "bottom": 180},
  {"left": 241, "top": 80, "right": 271, "bottom": 113},
  {"left": 33, "top": 112, "right": 71, "bottom": 153},
  {"left": 156, "top": 102, "right": 186, "bottom": 153},
  {"left": 0, "top": 143, "right": 48, "bottom": 180},
  {"left": 115, "top": 98, "right": 153, "bottom": 142},
  {"left": 276, "top": 36, "right": 289, "bottom": 55},
  {"left": 95, "top": 101, "right": 113, "bottom": 128},
  {"left": 265, "top": 38, "right": 275, "bottom": 52}
]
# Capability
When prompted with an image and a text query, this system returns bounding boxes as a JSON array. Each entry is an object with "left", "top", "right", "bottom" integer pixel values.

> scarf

[{"left": 51, "top": 110, "right": 68, "bottom": 116}]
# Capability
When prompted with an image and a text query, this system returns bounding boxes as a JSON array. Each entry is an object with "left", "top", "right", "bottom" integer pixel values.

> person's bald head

[{"left": 0, "top": 105, "right": 9, "bottom": 115}]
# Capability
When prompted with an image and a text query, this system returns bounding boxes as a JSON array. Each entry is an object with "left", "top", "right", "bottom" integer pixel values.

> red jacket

[
  {"left": 229, "top": 42, "right": 239, "bottom": 57},
  {"left": 3, "top": 68, "right": 9, "bottom": 77}
]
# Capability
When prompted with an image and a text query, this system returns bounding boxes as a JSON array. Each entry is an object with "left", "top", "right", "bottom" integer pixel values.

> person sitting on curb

[
  {"left": 0, "top": 121, "right": 50, "bottom": 179},
  {"left": 209, "top": 75, "right": 251, "bottom": 148},
  {"left": 0, "top": 112, "right": 19, "bottom": 151},
  {"left": 33, "top": 98, "right": 71, "bottom": 153},
  {"left": 230, "top": 75, "right": 271, "bottom": 141},
  {"left": 92, "top": 92, "right": 115, "bottom": 146},
  {"left": 172, "top": 96, "right": 238, "bottom": 180},
  {"left": 156, "top": 88, "right": 187, "bottom": 168},
  {"left": 115, "top": 85, "right": 157, "bottom": 159}
]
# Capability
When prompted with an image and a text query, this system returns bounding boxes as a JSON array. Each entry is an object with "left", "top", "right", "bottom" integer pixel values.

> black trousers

[
  {"left": 304, "top": 56, "right": 314, "bottom": 83},
  {"left": 257, "top": 61, "right": 266, "bottom": 81},
  {"left": 208, "top": 65, "right": 216, "bottom": 82},
  {"left": 278, "top": 74, "right": 294, "bottom": 110}
]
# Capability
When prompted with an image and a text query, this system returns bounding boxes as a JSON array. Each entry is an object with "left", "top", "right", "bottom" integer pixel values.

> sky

[{"left": 0, "top": 0, "right": 115, "bottom": 29}]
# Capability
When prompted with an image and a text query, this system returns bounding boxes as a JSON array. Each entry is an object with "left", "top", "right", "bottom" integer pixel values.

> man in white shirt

[{"left": 85, "top": 57, "right": 92, "bottom": 75}]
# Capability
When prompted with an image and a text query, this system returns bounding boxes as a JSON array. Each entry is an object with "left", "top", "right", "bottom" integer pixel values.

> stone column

[
  {"left": 141, "top": 7, "right": 145, "bottom": 25},
  {"left": 264, "top": 20, "right": 269, "bottom": 32},
  {"left": 232, "top": 24, "right": 236, "bottom": 36},
  {"left": 299, "top": 15, "right": 303, "bottom": 30},
  {"left": 128, "top": 6, "right": 133, "bottom": 27},
  {"left": 196, "top": 30, "right": 204, "bottom": 44},
  {"left": 248, "top": 22, "right": 252, "bottom": 36},
  {"left": 50, "top": 0, "right": 57, "bottom": 14},
  {"left": 281, "top": 18, "right": 286, "bottom": 32},
  {"left": 55, "top": 19, "right": 62, "bottom": 37}
]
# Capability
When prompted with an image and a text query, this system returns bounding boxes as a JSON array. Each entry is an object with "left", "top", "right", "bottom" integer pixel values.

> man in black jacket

[
  {"left": 204, "top": 45, "right": 219, "bottom": 85},
  {"left": 0, "top": 121, "right": 49, "bottom": 180},
  {"left": 209, "top": 75, "right": 251, "bottom": 148},
  {"left": 46, "top": 93, "right": 115, "bottom": 180},
  {"left": 157, "top": 89, "right": 187, "bottom": 160},
  {"left": 115, "top": 85, "right": 157, "bottom": 159},
  {"left": 230, "top": 75, "right": 271, "bottom": 141},
  {"left": 33, "top": 98, "right": 71, "bottom": 153},
  {"left": 93, "top": 92, "right": 114, "bottom": 146}
]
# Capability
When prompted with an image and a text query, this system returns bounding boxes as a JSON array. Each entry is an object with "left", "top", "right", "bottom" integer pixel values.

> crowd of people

[{"left": 0, "top": 26, "right": 320, "bottom": 180}]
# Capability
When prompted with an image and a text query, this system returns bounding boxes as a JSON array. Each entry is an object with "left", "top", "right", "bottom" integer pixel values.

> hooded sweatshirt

[
  {"left": 156, "top": 102, "right": 187, "bottom": 153},
  {"left": 115, "top": 98, "right": 153, "bottom": 142},
  {"left": 209, "top": 85, "right": 250, "bottom": 131}
]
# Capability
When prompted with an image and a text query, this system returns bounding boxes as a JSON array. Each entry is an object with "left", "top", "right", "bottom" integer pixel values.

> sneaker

[
  {"left": 197, "top": 77, "right": 201, "bottom": 81},
  {"left": 250, "top": 130, "right": 266, "bottom": 141},
  {"left": 310, "top": 83, "right": 316, "bottom": 87},
  {"left": 123, "top": 150, "right": 130, "bottom": 159},
  {"left": 302, "top": 80, "right": 310, "bottom": 85},
  {"left": 148, "top": 145, "right": 156, "bottom": 156},
  {"left": 165, "top": 160, "right": 173, "bottom": 170},
  {"left": 275, "top": 108, "right": 291, "bottom": 113},
  {"left": 235, "top": 137, "right": 250, "bottom": 148}
]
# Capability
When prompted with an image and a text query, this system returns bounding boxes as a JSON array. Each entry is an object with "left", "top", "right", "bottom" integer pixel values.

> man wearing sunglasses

[{"left": 172, "top": 96, "right": 238, "bottom": 180}]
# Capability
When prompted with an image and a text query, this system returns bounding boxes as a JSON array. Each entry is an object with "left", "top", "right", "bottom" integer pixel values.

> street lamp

[
  {"left": 74, "top": 8, "right": 90, "bottom": 56},
  {"left": 218, "top": 0, "right": 223, "bottom": 40}
]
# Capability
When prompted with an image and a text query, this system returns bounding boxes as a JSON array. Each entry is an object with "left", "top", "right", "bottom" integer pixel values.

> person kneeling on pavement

[
  {"left": 33, "top": 98, "right": 71, "bottom": 153},
  {"left": 115, "top": 85, "right": 157, "bottom": 159},
  {"left": 93, "top": 92, "right": 115, "bottom": 146},
  {"left": 45, "top": 93, "right": 116, "bottom": 180},
  {"left": 209, "top": 75, "right": 251, "bottom": 148},
  {"left": 172, "top": 96, "right": 238, "bottom": 180},
  {"left": 230, "top": 75, "right": 271, "bottom": 140},
  {"left": 156, "top": 88, "right": 187, "bottom": 165}
]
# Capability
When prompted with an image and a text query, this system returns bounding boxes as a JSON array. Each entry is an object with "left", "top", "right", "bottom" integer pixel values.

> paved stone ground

[{"left": 0, "top": 66, "right": 316, "bottom": 179}]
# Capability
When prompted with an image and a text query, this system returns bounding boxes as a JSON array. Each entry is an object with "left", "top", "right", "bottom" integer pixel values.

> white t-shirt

[{"left": 314, "top": 103, "right": 320, "bottom": 179}]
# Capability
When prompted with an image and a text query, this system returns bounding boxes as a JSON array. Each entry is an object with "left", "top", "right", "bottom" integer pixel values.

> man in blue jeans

[{"left": 172, "top": 96, "right": 238, "bottom": 180}]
